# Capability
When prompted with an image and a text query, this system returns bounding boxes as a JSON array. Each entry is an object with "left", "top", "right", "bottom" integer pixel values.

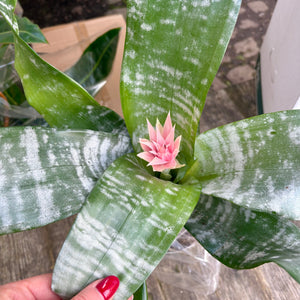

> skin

[{"left": 0, "top": 274, "right": 133, "bottom": 300}]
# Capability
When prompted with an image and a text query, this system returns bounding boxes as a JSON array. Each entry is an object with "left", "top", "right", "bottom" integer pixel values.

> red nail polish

[{"left": 96, "top": 276, "right": 120, "bottom": 300}]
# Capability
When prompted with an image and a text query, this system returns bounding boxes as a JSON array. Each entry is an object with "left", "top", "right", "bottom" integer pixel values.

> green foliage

[
  {"left": 182, "top": 110, "right": 300, "bottom": 220},
  {"left": 1, "top": 28, "right": 120, "bottom": 126},
  {"left": 121, "top": 0, "right": 241, "bottom": 164},
  {"left": 13, "top": 33, "right": 127, "bottom": 134},
  {"left": 133, "top": 282, "right": 148, "bottom": 300},
  {"left": 0, "top": 1, "right": 299, "bottom": 298},
  {"left": 2, "top": 82, "right": 26, "bottom": 105},
  {"left": 65, "top": 28, "right": 120, "bottom": 97},
  {"left": 0, "top": 127, "right": 133, "bottom": 234},
  {"left": 0, "top": 15, "right": 47, "bottom": 43},
  {"left": 185, "top": 194, "right": 300, "bottom": 282},
  {"left": 52, "top": 154, "right": 201, "bottom": 299}
]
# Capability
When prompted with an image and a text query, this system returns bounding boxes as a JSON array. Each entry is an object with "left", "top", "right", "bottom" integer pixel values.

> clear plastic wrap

[
  {"left": 0, "top": 95, "right": 45, "bottom": 126},
  {"left": 151, "top": 229, "right": 220, "bottom": 297},
  {"left": 0, "top": 44, "right": 19, "bottom": 91}
]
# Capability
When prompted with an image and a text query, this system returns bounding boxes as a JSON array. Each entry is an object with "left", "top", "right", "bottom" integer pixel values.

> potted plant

[{"left": 0, "top": 0, "right": 299, "bottom": 299}]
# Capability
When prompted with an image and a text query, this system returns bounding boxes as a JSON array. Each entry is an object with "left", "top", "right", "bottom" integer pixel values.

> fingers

[
  {"left": 0, "top": 274, "right": 132, "bottom": 300},
  {"left": 72, "top": 276, "right": 119, "bottom": 300},
  {"left": 0, "top": 273, "right": 61, "bottom": 300}
]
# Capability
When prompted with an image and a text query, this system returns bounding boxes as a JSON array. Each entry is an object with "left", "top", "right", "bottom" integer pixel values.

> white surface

[
  {"left": 260, "top": 0, "right": 300, "bottom": 112},
  {"left": 293, "top": 97, "right": 300, "bottom": 110}
]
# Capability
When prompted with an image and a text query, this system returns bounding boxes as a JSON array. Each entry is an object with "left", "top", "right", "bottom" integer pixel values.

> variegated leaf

[
  {"left": 182, "top": 110, "right": 300, "bottom": 219},
  {"left": 52, "top": 154, "right": 201, "bottom": 299},
  {"left": 185, "top": 194, "right": 300, "bottom": 283},
  {"left": 121, "top": 0, "right": 241, "bottom": 163},
  {"left": 0, "top": 127, "right": 133, "bottom": 234}
]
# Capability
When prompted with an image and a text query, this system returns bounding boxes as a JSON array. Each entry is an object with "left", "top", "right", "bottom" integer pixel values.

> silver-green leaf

[
  {"left": 185, "top": 194, "right": 300, "bottom": 283},
  {"left": 182, "top": 110, "right": 300, "bottom": 219},
  {"left": 52, "top": 154, "right": 201, "bottom": 299},
  {"left": 121, "top": 0, "right": 241, "bottom": 163},
  {"left": 0, "top": 127, "right": 133, "bottom": 234}
]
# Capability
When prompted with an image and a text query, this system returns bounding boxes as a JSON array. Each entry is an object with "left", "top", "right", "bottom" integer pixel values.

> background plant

[{"left": 0, "top": 0, "right": 299, "bottom": 299}]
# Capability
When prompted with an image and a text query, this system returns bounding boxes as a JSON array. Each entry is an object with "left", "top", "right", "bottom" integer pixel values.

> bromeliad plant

[{"left": 0, "top": 0, "right": 299, "bottom": 299}]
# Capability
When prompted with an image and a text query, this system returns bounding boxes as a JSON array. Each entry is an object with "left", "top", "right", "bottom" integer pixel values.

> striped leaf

[
  {"left": 52, "top": 154, "right": 201, "bottom": 299},
  {"left": 182, "top": 110, "right": 300, "bottom": 220},
  {"left": 0, "top": 127, "right": 133, "bottom": 234},
  {"left": 121, "top": 0, "right": 241, "bottom": 163},
  {"left": 185, "top": 194, "right": 300, "bottom": 283}
]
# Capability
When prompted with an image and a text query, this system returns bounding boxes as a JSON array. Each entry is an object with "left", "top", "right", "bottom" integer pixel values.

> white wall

[{"left": 260, "top": 0, "right": 300, "bottom": 112}]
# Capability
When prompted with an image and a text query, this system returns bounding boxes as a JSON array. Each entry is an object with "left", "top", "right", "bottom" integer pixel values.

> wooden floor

[{"left": 1, "top": 79, "right": 299, "bottom": 299}]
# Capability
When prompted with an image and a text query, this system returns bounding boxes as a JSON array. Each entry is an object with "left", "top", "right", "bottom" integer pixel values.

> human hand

[{"left": 0, "top": 273, "right": 133, "bottom": 300}]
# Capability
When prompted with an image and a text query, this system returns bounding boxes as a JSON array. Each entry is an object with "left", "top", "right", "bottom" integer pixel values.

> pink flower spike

[
  {"left": 138, "top": 112, "right": 185, "bottom": 173},
  {"left": 147, "top": 119, "right": 156, "bottom": 141},
  {"left": 162, "top": 112, "right": 172, "bottom": 139}
]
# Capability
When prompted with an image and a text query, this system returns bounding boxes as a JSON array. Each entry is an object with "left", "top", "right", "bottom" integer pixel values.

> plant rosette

[{"left": 0, "top": 1, "right": 299, "bottom": 299}]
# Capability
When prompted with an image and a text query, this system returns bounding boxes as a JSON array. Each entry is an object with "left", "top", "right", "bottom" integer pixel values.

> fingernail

[{"left": 96, "top": 276, "right": 120, "bottom": 300}]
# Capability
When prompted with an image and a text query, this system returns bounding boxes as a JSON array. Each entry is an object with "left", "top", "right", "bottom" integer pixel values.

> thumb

[{"left": 72, "top": 276, "right": 119, "bottom": 300}]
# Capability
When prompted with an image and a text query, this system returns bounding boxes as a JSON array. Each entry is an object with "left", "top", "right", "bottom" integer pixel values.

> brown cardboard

[{"left": 32, "top": 15, "right": 126, "bottom": 117}]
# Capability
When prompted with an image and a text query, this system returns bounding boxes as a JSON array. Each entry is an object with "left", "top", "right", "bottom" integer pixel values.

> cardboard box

[{"left": 33, "top": 15, "right": 126, "bottom": 117}]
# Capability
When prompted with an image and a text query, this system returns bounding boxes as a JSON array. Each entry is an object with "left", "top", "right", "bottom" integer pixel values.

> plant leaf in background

[
  {"left": 0, "top": 127, "right": 133, "bottom": 234},
  {"left": 65, "top": 28, "right": 120, "bottom": 97},
  {"left": 52, "top": 154, "right": 201, "bottom": 299},
  {"left": 120, "top": 0, "right": 241, "bottom": 164},
  {"left": 182, "top": 110, "right": 300, "bottom": 220},
  {"left": 185, "top": 194, "right": 300, "bottom": 283},
  {"left": 0, "top": 15, "right": 47, "bottom": 43}
]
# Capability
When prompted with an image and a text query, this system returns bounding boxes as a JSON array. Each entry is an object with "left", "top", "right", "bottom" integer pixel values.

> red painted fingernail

[{"left": 96, "top": 276, "right": 119, "bottom": 300}]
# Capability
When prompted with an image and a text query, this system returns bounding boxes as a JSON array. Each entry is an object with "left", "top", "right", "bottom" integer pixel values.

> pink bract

[{"left": 137, "top": 112, "right": 185, "bottom": 172}]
